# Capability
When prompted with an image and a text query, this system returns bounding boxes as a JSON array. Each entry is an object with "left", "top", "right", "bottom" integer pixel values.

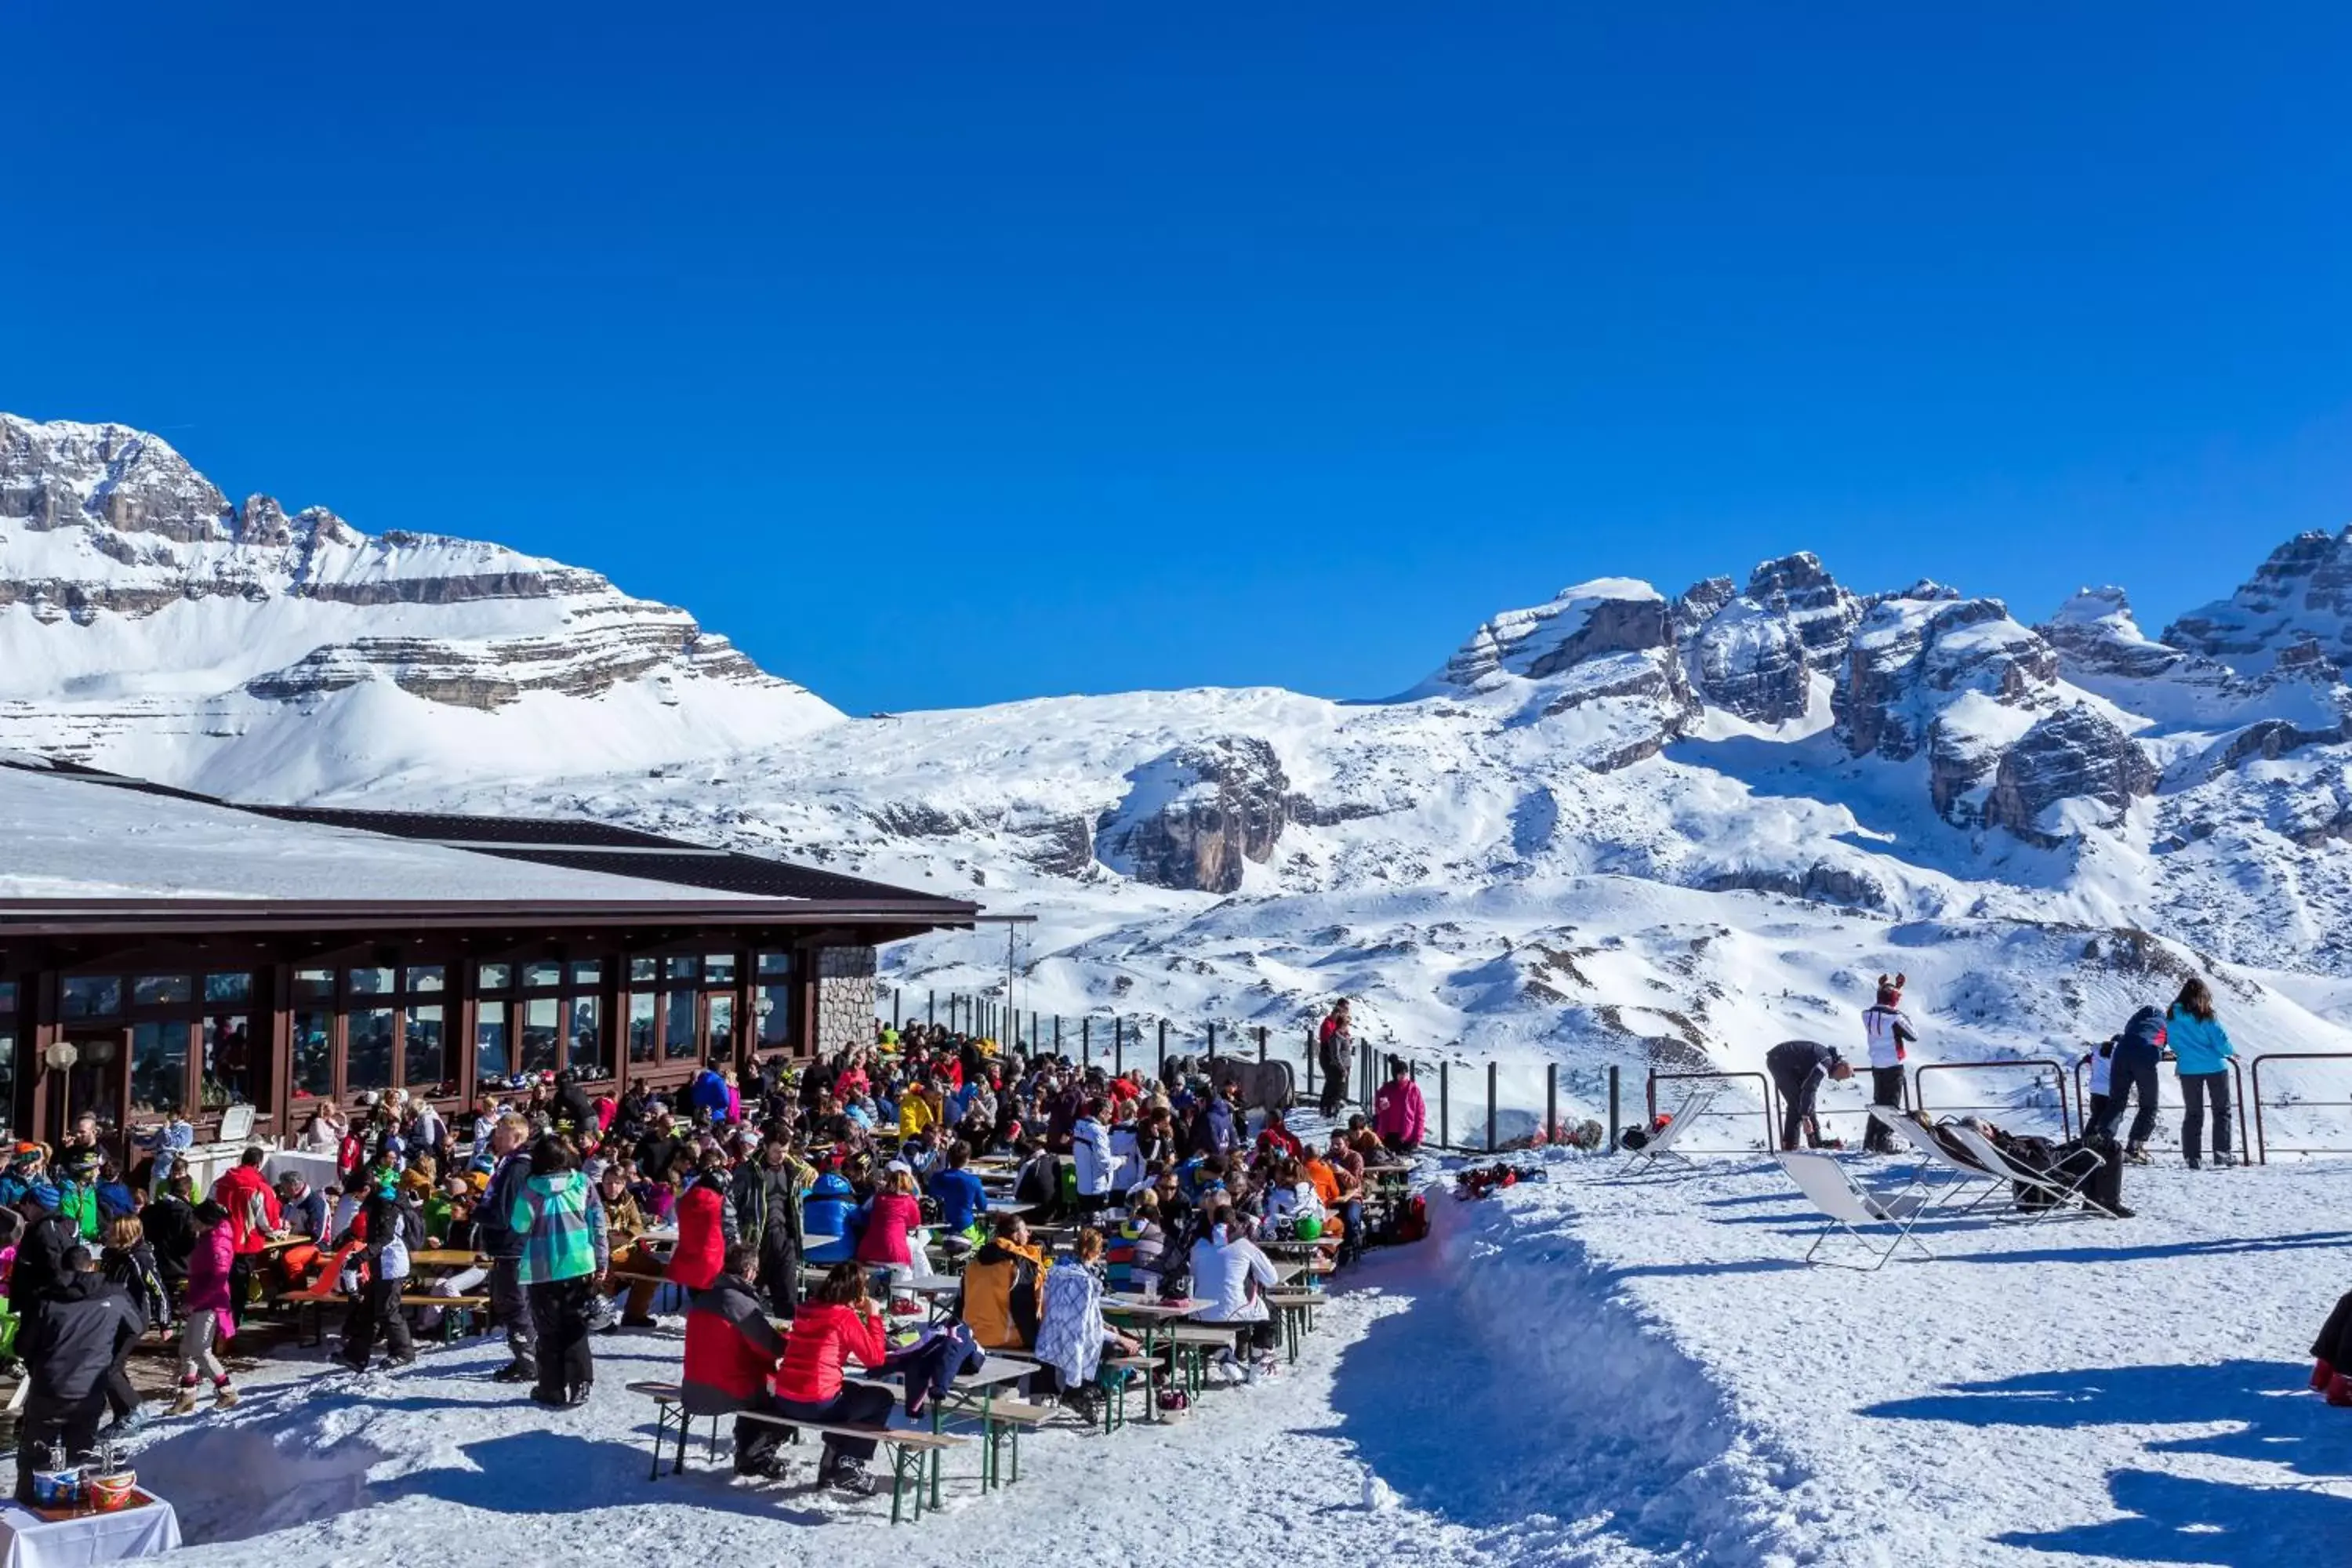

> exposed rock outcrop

[
  {"left": 1095, "top": 737, "right": 1291, "bottom": 893},
  {"left": 1981, "top": 706, "right": 2158, "bottom": 846}
]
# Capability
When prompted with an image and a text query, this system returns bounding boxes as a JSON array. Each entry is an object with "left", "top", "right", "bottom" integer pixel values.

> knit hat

[{"left": 1876, "top": 972, "right": 1906, "bottom": 1007}]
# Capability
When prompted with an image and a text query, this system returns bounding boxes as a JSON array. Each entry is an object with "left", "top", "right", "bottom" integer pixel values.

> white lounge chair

[
  {"left": 1777, "top": 1150, "right": 1933, "bottom": 1271},
  {"left": 1616, "top": 1083, "right": 1719, "bottom": 1178},
  {"left": 1871, "top": 1105, "right": 2008, "bottom": 1211},
  {"left": 1944, "top": 1123, "right": 2107, "bottom": 1224}
]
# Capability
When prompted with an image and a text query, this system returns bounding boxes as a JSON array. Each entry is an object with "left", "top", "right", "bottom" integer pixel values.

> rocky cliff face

[
  {"left": 1094, "top": 736, "right": 1291, "bottom": 893},
  {"left": 0, "top": 414, "right": 839, "bottom": 791},
  {"left": 1671, "top": 554, "right": 1856, "bottom": 724},
  {"left": 2165, "top": 526, "right": 2352, "bottom": 676}
]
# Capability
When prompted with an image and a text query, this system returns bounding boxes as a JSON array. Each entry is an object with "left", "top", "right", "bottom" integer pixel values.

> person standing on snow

[
  {"left": 2087, "top": 1004, "right": 2168, "bottom": 1162},
  {"left": 1860, "top": 975, "right": 1918, "bottom": 1155},
  {"left": 1317, "top": 1000, "right": 1355, "bottom": 1120},
  {"left": 1765, "top": 1040, "right": 1853, "bottom": 1152},
  {"left": 2167, "top": 978, "right": 2238, "bottom": 1170},
  {"left": 1371, "top": 1058, "right": 1426, "bottom": 1154}
]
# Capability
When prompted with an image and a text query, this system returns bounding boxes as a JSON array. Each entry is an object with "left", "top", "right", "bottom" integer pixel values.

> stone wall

[{"left": 812, "top": 946, "right": 877, "bottom": 1057}]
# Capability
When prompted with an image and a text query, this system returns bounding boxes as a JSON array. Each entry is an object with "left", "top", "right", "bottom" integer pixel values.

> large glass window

[
  {"left": 477, "top": 964, "right": 512, "bottom": 993},
  {"left": 703, "top": 954, "right": 737, "bottom": 985},
  {"left": 664, "top": 992, "right": 697, "bottom": 1061},
  {"left": 348, "top": 1009, "right": 395, "bottom": 1092},
  {"left": 629, "top": 994, "right": 658, "bottom": 1063},
  {"left": 757, "top": 953, "right": 793, "bottom": 1047},
  {"left": 405, "top": 966, "right": 446, "bottom": 995},
  {"left": 522, "top": 999, "right": 561, "bottom": 1075},
  {"left": 0, "top": 984, "right": 14, "bottom": 1137},
  {"left": 130, "top": 1021, "right": 189, "bottom": 1116},
  {"left": 404, "top": 1005, "right": 448, "bottom": 1093},
  {"left": 706, "top": 995, "right": 734, "bottom": 1062},
  {"left": 293, "top": 1011, "right": 335, "bottom": 1100},
  {"left": 201, "top": 1013, "right": 257, "bottom": 1109},
  {"left": 62, "top": 976, "right": 122, "bottom": 1020},
  {"left": 132, "top": 975, "right": 192, "bottom": 1007},
  {"left": 477, "top": 1004, "right": 512, "bottom": 1089},
  {"left": 568, "top": 996, "right": 608, "bottom": 1079},
  {"left": 347, "top": 967, "right": 396, "bottom": 998},
  {"left": 523, "top": 962, "right": 562, "bottom": 991},
  {"left": 294, "top": 968, "right": 335, "bottom": 1000},
  {"left": 204, "top": 972, "right": 252, "bottom": 1006}
]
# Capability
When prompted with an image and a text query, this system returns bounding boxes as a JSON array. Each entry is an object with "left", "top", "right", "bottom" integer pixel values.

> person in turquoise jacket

[
  {"left": 2168, "top": 978, "right": 2238, "bottom": 1170},
  {"left": 509, "top": 1138, "right": 607, "bottom": 1409}
]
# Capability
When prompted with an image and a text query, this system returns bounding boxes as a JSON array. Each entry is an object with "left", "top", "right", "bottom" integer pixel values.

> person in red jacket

[
  {"left": 770, "top": 1262, "right": 894, "bottom": 1495},
  {"left": 681, "top": 1243, "right": 792, "bottom": 1477},
  {"left": 206, "top": 1147, "right": 284, "bottom": 1329},
  {"left": 664, "top": 1151, "right": 737, "bottom": 1294}
]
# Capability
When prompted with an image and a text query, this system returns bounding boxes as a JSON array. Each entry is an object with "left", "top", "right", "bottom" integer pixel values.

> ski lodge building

[{"left": 0, "top": 756, "right": 976, "bottom": 1159}]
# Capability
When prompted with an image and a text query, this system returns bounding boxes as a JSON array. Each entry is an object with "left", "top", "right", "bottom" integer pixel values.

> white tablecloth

[
  {"left": 0, "top": 1498, "right": 180, "bottom": 1568},
  {"left": 262, "top": 1149, "right": 341, "bottom": 1191}
]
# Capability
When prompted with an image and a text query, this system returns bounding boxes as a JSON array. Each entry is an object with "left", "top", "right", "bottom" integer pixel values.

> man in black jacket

[
  {"left": 1765, "top": 1039, "right": 1853, "bottom": 1152},
  {"left": 16, "top": 1249, "right": 144, "bottom": 1503}
]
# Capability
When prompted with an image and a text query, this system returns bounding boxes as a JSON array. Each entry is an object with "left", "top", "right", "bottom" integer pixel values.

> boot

[
  {"left": 214, "top": 1383, "right": 240, "bottom": 1410},
  {"left": 491, "top": 1358, "right": 538, "bottom": 1385},
  {"left": 2314, "top": 1359, "right": 2336, "bottom": 1392},
  {"left": 171, "top": 1385, "right": 201, "bottom": 1417},
  {"left": 2184, "top": 1154, "right": 2202, "bottom": 1171},
  {"left": 2125, "top": 1144, "right": 2151, "bottom": 1166},
  {"left": 826, "top": 1458, "right": 877, "bottom": 1497},
  {"left": 2328, "top": 1373, "right": 2352, "bottom": 1409}
]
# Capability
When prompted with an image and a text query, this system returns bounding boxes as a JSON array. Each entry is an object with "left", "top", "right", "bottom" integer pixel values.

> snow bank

[{"left": 1450, "top": 1151, "right": 2352, "bottom": 1566}]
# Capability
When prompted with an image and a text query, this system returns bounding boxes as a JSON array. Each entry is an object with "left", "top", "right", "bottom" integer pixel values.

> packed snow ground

[
  {"left": 1443, "top": 1149, "right": 2352, "bottom": 1567},
  {"left": 106, "top": 1142, "right": 2352, "bottom": 1568}
]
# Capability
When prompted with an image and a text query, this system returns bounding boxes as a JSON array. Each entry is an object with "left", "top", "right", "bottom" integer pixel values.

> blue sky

[{"left": 9, "top": 4, "right": 2349, "bottom": 713}]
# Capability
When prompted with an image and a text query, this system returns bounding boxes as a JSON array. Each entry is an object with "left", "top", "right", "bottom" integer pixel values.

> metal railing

[
  {"left": 1646, "top": 1069, "right": 1777, "bottom": 1154},
  {"left": 1912, "top": 1058, "right": 2074, "bottom": 1141},
  {"left": 2250, "top": 1053, "right": 2352, "bottom": 1163}
]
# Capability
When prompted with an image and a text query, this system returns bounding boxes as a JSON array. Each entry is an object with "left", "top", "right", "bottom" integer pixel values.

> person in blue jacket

[
  {"left": 2088, "top": 1004, "right": 2169, "bottom": 1161},
  {"left": 2168, "top": 978, "right": 2238, "bottom": 1170},
  {"left": 927, "top": 1142, "right": 989, "bottom": 1241},
  {"left": 800, "top": 1172, "right": 858, "bottom": 1265}
]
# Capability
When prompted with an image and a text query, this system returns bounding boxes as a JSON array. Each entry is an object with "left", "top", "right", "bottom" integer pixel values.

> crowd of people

[{"left": 0, "top": 1003, "right": 1418, "bottom": 1501}]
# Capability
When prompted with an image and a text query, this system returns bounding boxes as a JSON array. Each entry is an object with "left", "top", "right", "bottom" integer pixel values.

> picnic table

[
  {"left": 855, "top": 1353, "right": 1037, "bottom": 1504},
  {"left": 1102, "top": 1295, "right": 1203, "bottom": 1422}
]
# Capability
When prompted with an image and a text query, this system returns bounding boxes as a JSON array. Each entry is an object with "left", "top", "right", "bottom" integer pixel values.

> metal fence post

[
  {"left": 1157, "top": 1020, "right": 1167, "bottom": 1081},
  {"left": 1439, "top": 1062, "right": 1450, "bottom": 1150},
  {"left": 1608, "top": 1065, "right": 1621, "bottom": 1152},
  {"left": 1208, "top": 1022, "right": 1218, "bottom": 1060},
  {"left": 1304, "top": 1025, "right": 1316, "bottom": 1097},
  {"left": 927, "top": 989, "right": 935, "bottom": 1026},
  {"left": 1487, "top": 1061, "right": 1497, "bottom": 1152},
  {"left": 1545, "top": 1063, "right": 1558, "bottom": 1144},
  {"left": 1054, "top": 1015, "right": 1062, "bottom": 1057},
  {"left": 1258, "top": 1025, "right": 1267, "bottom": 1067}
]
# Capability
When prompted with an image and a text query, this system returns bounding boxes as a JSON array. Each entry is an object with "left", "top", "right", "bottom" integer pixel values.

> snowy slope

[
  {"left": 0, "top": 414, "right": 840, "bottom": 797},
  {"left": 10, "top": 413, "right": 2352, "bottom": 1106}
]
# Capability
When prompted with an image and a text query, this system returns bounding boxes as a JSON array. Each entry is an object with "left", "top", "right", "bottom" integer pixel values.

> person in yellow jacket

[
  {"left": 956, "top": 1213, "right": 1048, "bottom": 1349},
  {"left": 898, "top": 1081, "right": 944, "bottom": 1142}
]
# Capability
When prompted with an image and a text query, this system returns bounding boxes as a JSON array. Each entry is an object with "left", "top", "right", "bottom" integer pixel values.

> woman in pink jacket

[
  {"left": 852, "top": 1166, "right": 925, "bottom": 1300},
  {"left": 173, "top": 1201, "right": 240, "bottom": 1413},
  {"left": 1371, "top": 1058, "right": 1427, "bottom": 1153}
]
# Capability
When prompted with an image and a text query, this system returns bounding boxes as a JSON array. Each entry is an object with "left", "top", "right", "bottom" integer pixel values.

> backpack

[
  {"left": 2056, "top": 1135, "right": 2125, "bottom": 1216},
  {"left": 2002, "top": 1135, "right": 2061, "bottom": 1210},
  {"left": 1393, "top": 1193, "right": 1429, "bottom": 1244}
]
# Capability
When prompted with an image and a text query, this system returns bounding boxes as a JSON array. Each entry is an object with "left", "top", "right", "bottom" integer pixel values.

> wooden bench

[
  {"left": 629, "top": 1381, "right": 966, "bottom": 1525},
  {"left": 1163, "top": 1323, "right": 1247, "bottom": 1395},
  {"left": 1263, "top": 1290, "right": 1323, "bottom": 1363},
  {"left": 399, "top": 1294, "right": 493, "bottom": 1345}
]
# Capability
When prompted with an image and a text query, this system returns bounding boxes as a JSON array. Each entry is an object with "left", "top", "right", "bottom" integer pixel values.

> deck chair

[
  {"left": 1871, "top": 1106, "right": 2006, "bottom": 1211},
  {"left": 1777, "top": 1151, "right": 1933, "bottom": 1271},
  {"left": 1944, "top": 1123, "right": 2104, "bottom": 1225},
  {"left": 1615, "top": 1083, "right": 1719, "bottom": 1178}
]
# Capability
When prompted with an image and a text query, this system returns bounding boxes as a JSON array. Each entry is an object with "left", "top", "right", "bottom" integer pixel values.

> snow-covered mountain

[
  {"left": 0, "top": 415, "right": 840, "bottom": 797},
  {"left": 9, "top": 412, "right": 2352, "bottom": 1110}
]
